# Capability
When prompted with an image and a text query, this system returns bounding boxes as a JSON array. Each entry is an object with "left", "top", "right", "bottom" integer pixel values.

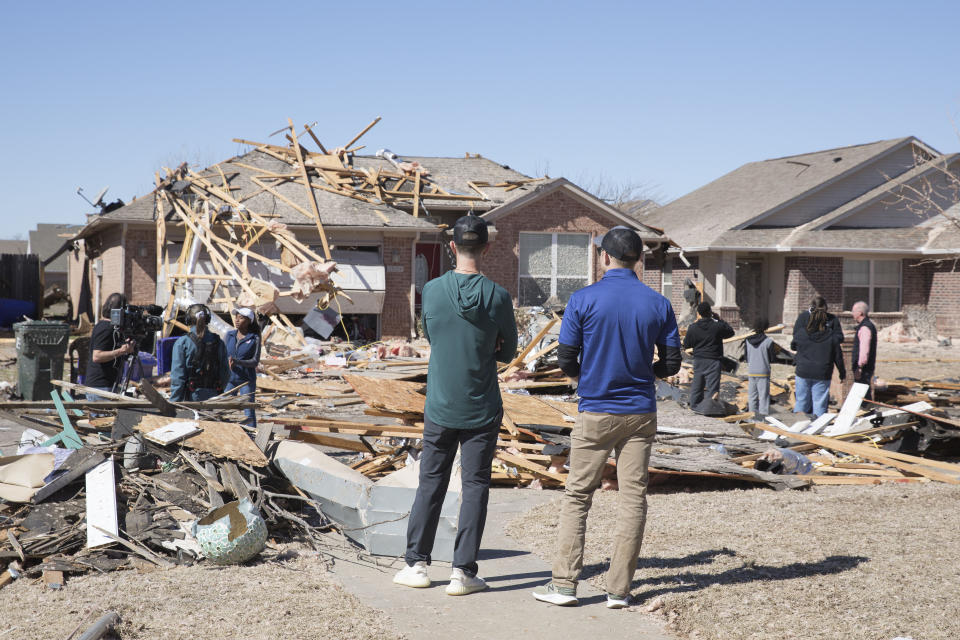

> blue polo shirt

[{"left": 558, "top": 268, "right": 680, "bottom": 414}]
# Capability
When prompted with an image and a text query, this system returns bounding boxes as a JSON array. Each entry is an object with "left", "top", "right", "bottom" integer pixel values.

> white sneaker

[
  {"left": 606, "top": 593, "right": 630, "bottom": 609},
  {"left": 445, "top": 568, "right": 487, "bottom": 595},
  {"left": 393, "top": 561, "right": 431, "bottom": 588}
]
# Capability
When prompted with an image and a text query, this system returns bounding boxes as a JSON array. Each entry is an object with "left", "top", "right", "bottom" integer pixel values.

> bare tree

[{"left": 884, "top": 147, "right": 960, "bottom": 235}]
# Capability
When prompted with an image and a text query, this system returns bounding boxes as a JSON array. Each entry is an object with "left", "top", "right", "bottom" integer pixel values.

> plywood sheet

[
  {"left": 345, "top": 374, "right": 426, "bottom": 414},
  {"left": 136, "top": 415, "right": 269, "bottom": 467},
  {"left": 502, "top": 393, "right": 572, "bottom": 427},
  {"left": 257, "top": 377, "right": 350, "bottom": 396}
]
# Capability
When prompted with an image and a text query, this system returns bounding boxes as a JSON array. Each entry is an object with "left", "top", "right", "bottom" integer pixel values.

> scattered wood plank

[
  {"left": 345, "top": 374, "right": 426, "bottom": 414},
  {"left": 136, "top": 415, "right": 269, "bottom": 467},
  {"left": 757, "top": 423, "right": 960, "bottom": 484}
]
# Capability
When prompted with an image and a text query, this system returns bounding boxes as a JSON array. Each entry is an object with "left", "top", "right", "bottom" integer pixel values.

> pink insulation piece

[{"left": 288, "top": 260, "right": 338, "bottom": 302}]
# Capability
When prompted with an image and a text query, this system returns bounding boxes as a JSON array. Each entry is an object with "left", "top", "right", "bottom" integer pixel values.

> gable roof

[
  {"left": 646, "top": 137, "right": 937, "bottom": 249},
  {"left": 481, "top": 178, "right": 668, "bottom": 243}
]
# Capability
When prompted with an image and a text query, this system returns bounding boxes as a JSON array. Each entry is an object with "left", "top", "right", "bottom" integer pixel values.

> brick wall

[
  {"left": 643, "top": 255, "right": 700, "bottom": 318},
  {"left": 902, "top": 258, "right": 960, "bottom": 336},
  {"left": 483, "top": 189, "right": 646, "bottom": 302},
  {"left": 783, "top": 256, "right": 843, "bottom": 328},
  {"left": 124, "top": 229, "right": 157, "bottom": 305},
  {"left": 381, "top": 236, "right": 414, "bottom": 338},
  {"left": 97, "top": 226, "right": 125, "bottom": 317}
]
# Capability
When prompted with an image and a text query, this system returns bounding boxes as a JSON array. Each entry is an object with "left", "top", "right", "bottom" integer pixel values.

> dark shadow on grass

[
  {"left": 580, "top": 548, "right": 737, "bottom": 581},
  {"left": 577, "top": 550, "right": 868, "bottom": 600},
  {"left": 630, "top": 554, "right": 869, "bottom": 601}
]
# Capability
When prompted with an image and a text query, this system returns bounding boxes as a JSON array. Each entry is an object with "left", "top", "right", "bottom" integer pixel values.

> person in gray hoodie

[{"left": 744, "top": 317, "right": 788, "bottom": 419}]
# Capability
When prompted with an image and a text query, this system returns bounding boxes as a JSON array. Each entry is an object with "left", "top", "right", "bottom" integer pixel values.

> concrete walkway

[{"left": 325, "top": 488, "right": 675, "bottom": 640}]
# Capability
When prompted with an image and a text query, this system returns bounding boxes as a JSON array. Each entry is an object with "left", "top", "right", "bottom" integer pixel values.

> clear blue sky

[{"left": 2, "top": 0, "right": 959, "bottom": 238}]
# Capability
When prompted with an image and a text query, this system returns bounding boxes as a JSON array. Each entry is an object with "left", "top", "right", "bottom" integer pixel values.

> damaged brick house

[
  {"left": 640, "top": 137, "right": 960, "bottom": 336},
  {"left": 69, "top": 140, "right": 667, "bottom": 339}
]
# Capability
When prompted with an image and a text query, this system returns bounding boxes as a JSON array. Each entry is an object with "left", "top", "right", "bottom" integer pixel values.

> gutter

[{"left": 675, "top": 245, "right": 956, "bottom": 255}]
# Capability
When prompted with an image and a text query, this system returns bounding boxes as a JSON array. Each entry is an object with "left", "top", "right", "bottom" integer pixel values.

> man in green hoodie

[{"left": 393, "top": 215, "right": 518, "bottom": 596}]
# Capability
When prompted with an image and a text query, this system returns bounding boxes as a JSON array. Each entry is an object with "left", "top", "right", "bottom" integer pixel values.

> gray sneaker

[{"left": 532, "top": 582, "right": 578, "bottom": 606}]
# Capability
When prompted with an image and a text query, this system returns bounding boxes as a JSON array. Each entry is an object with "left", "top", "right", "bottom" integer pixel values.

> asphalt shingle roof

[{"left": 645, "top": 138, "right": 920, "bottom": 248}]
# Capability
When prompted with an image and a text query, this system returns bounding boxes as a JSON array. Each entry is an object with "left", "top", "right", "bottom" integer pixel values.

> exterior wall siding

[
  {"left": 837, "top": 167, "right": 958, "bottom": 228},
  {"left": 757, "top": 145, "right": 922, "bottom": 228},
  {"left": 483, "top": 190, "right": 644, "bottom": 303}
]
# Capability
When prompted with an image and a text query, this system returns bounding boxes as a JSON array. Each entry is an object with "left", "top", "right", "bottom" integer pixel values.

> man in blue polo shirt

[{"left": 533, "top": 226, "right": 681, "bottom": 609}]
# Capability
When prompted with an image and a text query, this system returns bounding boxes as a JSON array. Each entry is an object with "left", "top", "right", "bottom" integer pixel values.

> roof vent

[{"left": 833, "top": 157, "right": 842, "bottom": 162}]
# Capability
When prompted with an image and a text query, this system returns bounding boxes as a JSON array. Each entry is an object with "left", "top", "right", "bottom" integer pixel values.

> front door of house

[{"left": 736, "top": 258, "right": 764, "bottom": 329}]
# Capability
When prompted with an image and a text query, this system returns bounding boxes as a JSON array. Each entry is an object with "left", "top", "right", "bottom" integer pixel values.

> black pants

[
  {"left": 854, "top": 367, "right": 874, "bottom": 401},
  {"left": 690, "top": 357, "right": 721, "bottom": 412},
  {"left": 404, "top": 411, "right": 501, "bottom": 575}
]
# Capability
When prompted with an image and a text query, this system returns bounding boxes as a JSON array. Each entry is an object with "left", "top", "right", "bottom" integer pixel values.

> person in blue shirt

[
  {"left": 170, "top": 304, "right": 230, "bottom": 402},
  {"left": 225, "top": 307, "right": 261, "bottom": 427},
  {"left": 533, "top": 226, "right": 681, "bottom": 610}
]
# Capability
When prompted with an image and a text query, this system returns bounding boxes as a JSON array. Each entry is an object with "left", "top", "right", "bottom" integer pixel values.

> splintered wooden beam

[
  {"left": 342, "top": 116, "right": 381, "bottom": 151},
  {"left": 503, "top": 317, "right": 559, "bottom": 371},
  {"left": 303, "top": 122, "right": 329, "bottom": 154},
  {"left": 413, "top": 170, "right": 421, "bottom": 217},
  {"left": 495, "top": 451, "right": 567, "bottom": 483},
  {"left": 288, "top": 118, "right": 331, "bottom": 259}
]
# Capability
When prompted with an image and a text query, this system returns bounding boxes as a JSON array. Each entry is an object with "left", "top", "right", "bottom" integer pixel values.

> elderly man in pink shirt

[{"left": 851, "top": 301, "right": 877, "bottom": 399}]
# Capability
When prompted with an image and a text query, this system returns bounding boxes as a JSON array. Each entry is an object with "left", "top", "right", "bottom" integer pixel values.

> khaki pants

[{"left": 552, "top": 411, "right": 656, "bottom": 597}]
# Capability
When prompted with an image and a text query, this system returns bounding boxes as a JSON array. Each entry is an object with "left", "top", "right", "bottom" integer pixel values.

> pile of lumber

[
  {"left": 271, "top": 374, "right": 576, "bottom": 487},
  {"left": 0, "top": 382, "right": 347, "bottom": 591}
]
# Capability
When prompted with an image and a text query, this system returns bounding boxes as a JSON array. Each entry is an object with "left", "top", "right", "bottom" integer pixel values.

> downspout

[{"left": 120, "top": 223, "right": 128, "bottom": 299}]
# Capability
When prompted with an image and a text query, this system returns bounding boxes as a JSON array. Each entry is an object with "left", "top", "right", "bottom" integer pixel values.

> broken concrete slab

[{"left": 273, "top": 440, "right": 460, "bottom": 560}]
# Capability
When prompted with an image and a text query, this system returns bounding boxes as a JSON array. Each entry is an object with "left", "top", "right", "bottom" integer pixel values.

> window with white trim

[
  {"left": 842, "top": 259, "right": 901, "bottom": 312},
  {"left": 518, "top": 232, "right": 591, "bottom": 306},
  {"left": 662, "top": 258, "right": 673, "bottom": 299}
]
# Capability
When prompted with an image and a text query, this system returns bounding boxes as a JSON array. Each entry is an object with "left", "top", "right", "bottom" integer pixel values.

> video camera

[{"left": 110, "top": 304, "right": 164, "bottom": 349}]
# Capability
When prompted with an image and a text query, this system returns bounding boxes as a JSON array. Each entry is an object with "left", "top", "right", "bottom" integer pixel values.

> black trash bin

[{"left": 13, "top": 320, "right": 71, "bottom": 401}]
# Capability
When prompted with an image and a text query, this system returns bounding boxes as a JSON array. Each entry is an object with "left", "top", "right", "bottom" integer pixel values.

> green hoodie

[{"left": 421, "top": 271, "right": 518, "bottom": 429}]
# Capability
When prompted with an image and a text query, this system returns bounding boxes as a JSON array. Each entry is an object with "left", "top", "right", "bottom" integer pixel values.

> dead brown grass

[
  {"left": 0, "top": 553, "right": 404, "bottom": 640},
  {"left": 507, "top": 483, "right": 960, "bottom": 640}
]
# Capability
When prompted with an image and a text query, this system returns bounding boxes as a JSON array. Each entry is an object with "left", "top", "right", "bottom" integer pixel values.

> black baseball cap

[
  {"left": 452, "top": 215, "right": 489, "bottom": 246},
  {"left": 594, "top": 225, "right": 643, "bottom": 261}
]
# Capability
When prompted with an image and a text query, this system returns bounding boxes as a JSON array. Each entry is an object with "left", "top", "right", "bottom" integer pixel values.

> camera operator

[
  {"left": 170, "top": 304, "right": 230, "bottom": 402},
  {"left": 85, "top": 293, "right": 136, "bottom": 401}
]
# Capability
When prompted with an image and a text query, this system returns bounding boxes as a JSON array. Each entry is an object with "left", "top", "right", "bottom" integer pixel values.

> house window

[
  {"left": 662, "top": 259, "right": 673, "bottom": 299},
  {"left": 518, "top": 232, "right": 591, "bottom": 306},
  {"left": 842, "top": 259, "right": 900, "bottom": 312}
]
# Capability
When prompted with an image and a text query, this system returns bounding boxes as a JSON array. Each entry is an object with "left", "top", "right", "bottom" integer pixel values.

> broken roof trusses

[
  {"left": 155, "top": 167, "right": 340, "bottom": 347},
  {"left": 231, "top": 116, "right": 491, "bottom": 220}
]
